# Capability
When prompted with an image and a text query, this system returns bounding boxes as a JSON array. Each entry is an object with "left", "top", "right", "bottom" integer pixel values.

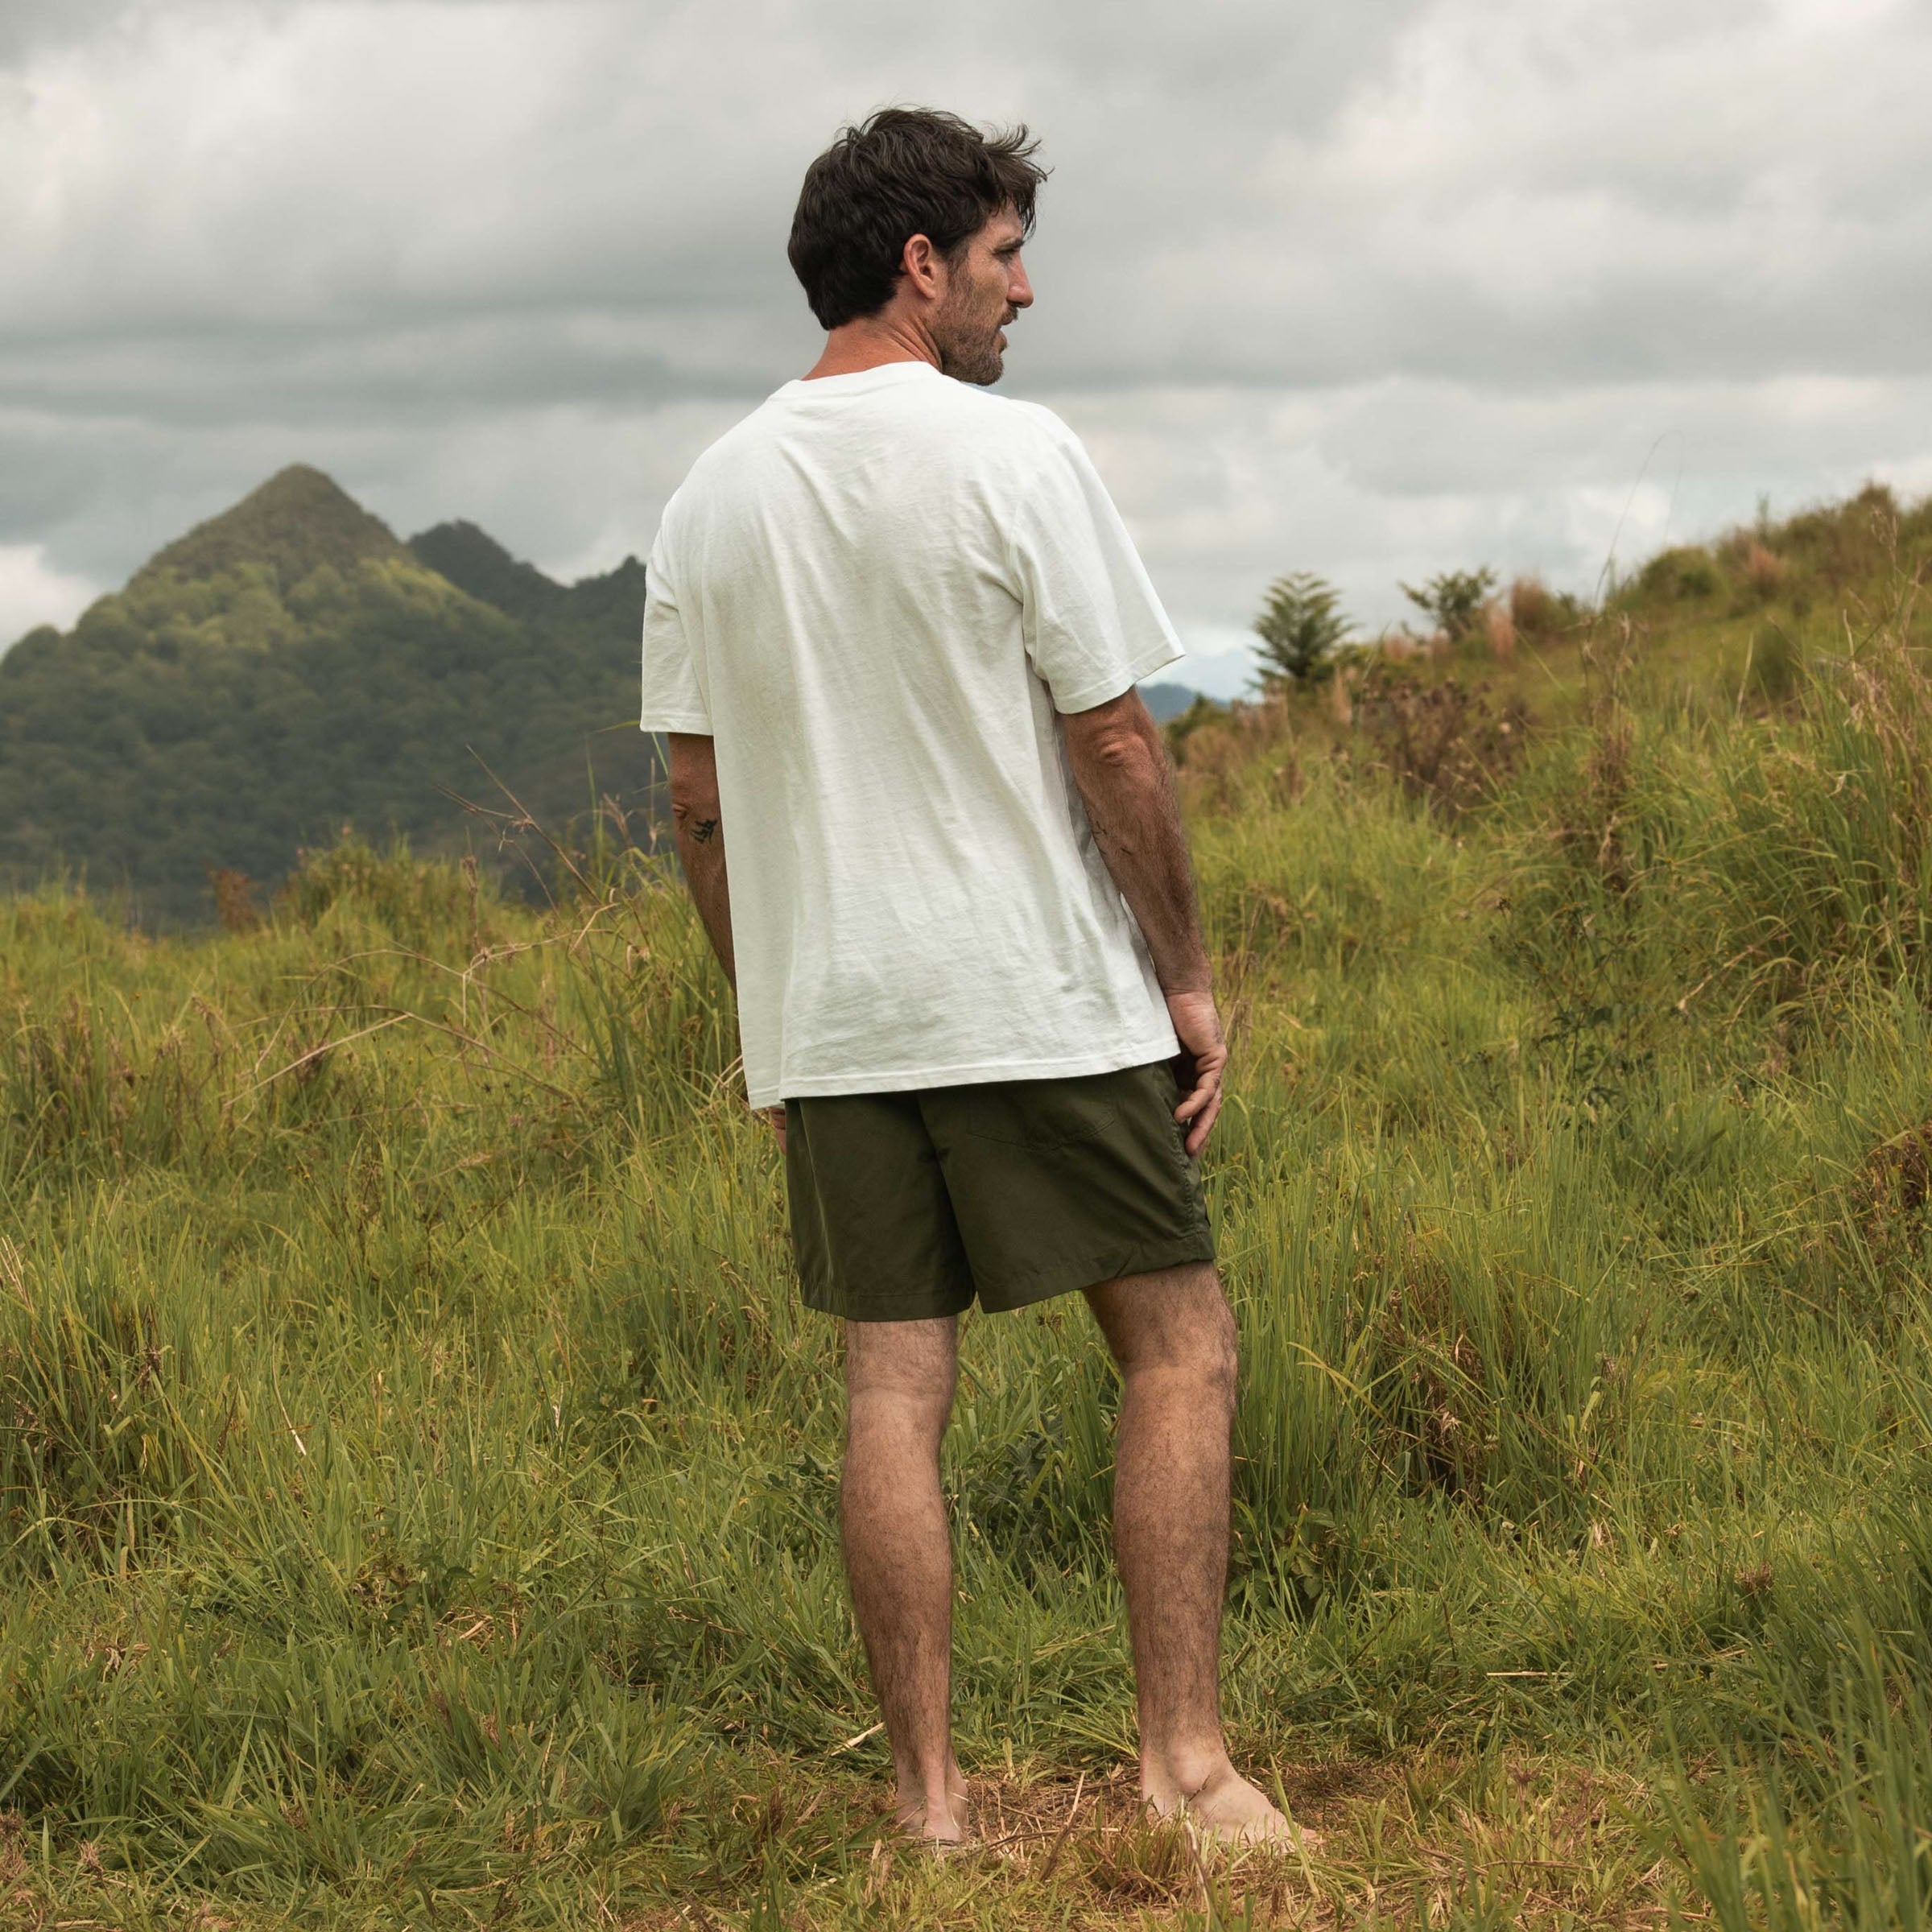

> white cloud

[
  {"left": 1, "top": 0, "right": 1929, "bottom": 683},
  {"left": 0, "top": 545, "right": 98, "bottom": 650}
]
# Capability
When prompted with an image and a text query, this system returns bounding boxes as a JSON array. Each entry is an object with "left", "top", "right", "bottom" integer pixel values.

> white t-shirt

[{"left": 640, "top": 359, "right": 1183, "bottom": 1108}]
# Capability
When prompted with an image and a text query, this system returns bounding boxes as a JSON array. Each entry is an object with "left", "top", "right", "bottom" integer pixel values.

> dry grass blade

[{"left": 1034, "top": 1770, "right": 1084, "bottom": 1884}]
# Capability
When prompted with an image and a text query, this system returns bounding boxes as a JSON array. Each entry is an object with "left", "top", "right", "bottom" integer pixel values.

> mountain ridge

[
  {"left": 408, "top": 518, "right": 573, "bottom": 623},
  {"left": 0, "top": 467, "right": 660, "bottom": 925}
]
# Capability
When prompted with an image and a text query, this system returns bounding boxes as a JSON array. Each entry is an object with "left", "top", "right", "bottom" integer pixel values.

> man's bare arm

[
  {"left": 668, "top": 733, "right": 787, "bottom": 1146},
  {"left": 667, "top": 732, "right": 735, "bottom": 986},
  {"left": 1062, "top": 689, "right": 1210, "bottom": 992},
  {"left": 1061, "top": 687, "right": 1225, "bottom": 1153}
]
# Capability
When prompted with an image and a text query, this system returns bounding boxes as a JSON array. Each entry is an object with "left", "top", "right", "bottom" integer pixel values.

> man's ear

[{"left": 900, "top": 232, "right": 943, "bottom": 303}]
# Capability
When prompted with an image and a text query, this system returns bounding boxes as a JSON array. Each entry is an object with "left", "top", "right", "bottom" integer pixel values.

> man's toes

[{"left": 1179, "top": 1769, "right": 1323, "bottom": 1849}]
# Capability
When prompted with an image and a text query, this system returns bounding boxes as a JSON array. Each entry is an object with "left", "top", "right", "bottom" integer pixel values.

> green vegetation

[
  {"left": 5, "top": 485, "right": 1932, "bottom": 1927},
  {"left": 1251, "top": 572, "right": 1350, "bottom": 689},
  {"left": 1399, "top": 566, "right": 1497, "bottom": 642},
  {"left": 0, "top": 467, "right": 657, "bottom": 929}
]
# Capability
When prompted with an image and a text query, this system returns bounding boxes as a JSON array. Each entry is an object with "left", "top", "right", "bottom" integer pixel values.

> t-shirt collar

[{"left": 776, "top": 360, "right": 943, "bottom": 399}]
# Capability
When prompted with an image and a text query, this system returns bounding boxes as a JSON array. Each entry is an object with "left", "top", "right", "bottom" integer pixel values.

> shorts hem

[
  {"left": 799, "top": 1277, "right": 976, "bottom": 1322},
  {"left": 978, "top": 1228, "right": 1217, "bottom": 1315},
  {"left": 803, "top": 1225, "right": 1217, "bottom": 1323},
  {"left": 807, "top": 1297, "right": 974, "bottom": 1323}
]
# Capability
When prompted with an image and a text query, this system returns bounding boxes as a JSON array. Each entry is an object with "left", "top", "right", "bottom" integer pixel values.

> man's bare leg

[
  {"left": 841, "top": 1315, "right": 969, "bottom": 1841},
  {"left": 1084, "top": 1262, "right": 1292, "bottom": 1843}
]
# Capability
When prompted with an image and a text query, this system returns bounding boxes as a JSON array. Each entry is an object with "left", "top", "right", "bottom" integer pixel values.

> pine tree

[{"left": 1253, "top": 572, "right": 1349, "bottom": 690}]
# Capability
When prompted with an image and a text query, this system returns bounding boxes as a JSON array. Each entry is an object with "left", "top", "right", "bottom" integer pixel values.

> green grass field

[{"left": 6, "top": 490, "right": 1932, "bottom": 1928}]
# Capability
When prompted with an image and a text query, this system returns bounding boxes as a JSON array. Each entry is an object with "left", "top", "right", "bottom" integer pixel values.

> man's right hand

[
  {"left": 1166, "top": 988, "right": 1227, "bottom": 1157},
  {"left": 1060, "top": 692, "right": 1224, "bottom": 1154}
]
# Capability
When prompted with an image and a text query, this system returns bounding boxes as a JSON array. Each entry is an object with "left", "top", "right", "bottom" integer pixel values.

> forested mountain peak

[
  {"left": 408, "top": 519, "right": 568, "bottom": 623},
  {"left": 0, "top": 466, "right": 660, "bottom": 924},
  {"left": 130, "top": 464, "right": 407, "bottom": 596}
]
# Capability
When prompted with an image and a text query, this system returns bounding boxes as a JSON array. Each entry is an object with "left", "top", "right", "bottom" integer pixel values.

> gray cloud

[
  {"left": 0, "top": 0, "right": 126, "bottom": 61},
  {"left": 2, "top": 0, "right": 1929, "bottom": 672}
]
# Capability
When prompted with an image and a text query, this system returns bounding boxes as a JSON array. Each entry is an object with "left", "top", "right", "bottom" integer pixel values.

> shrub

[
  {"left": 1637, "top": 547, "right": 1722, "bottom": 603},
  {"left": 1677, "top": 556, "right": 1719, "bottom": 598},
  {"left": 1354, "top": 669, "right": 1526, "bottom": 816},
  {"left": 1380, "top": 627, "right": 1447, "bottom": 662},
  {"left": 205, "top": 867, "right": 261, "bottom": 933},
  {"left": 1511, "top": 575, "right": 1589, "bottom": 637},
  {"left": 276, "top": 831, "right": 488, "bottom": 955},
  {"left": 1483, "top": 601, "right": 1517, "bottom": 663},
  {"left": 1162, "top": 691, "right": 1226, "bottom": 764},
  {"left": 1773, "top": 480, "right": 1904, "bottom": 596},
  {"left": 1741, "top": 625, "right": 1802, "bottom": 705},
  {"left": 1400, "top": 566, "right": 1497, "bottom": 642},
  {"left": 1509, "top": 576, "right": 1555, "bottom": 635},
  {"left": 1170, "top": 696, "right": 1298, "bottom": 814},
  {"left": 1743, "top": 543, "right": 1788, "bottom": 601}
]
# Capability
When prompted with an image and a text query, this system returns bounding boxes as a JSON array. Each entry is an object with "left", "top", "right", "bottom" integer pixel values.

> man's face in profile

[{"left": 931, "top": 205, "right": 1034, "bottom": 386}]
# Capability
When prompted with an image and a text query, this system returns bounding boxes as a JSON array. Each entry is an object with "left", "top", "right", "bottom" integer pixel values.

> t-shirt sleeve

[
  {"left": 1007, "top": 415, "right": 1185, "bottom": 713},
  {"left": 639, "top": 520, "right": 712, "bottom": 735}
]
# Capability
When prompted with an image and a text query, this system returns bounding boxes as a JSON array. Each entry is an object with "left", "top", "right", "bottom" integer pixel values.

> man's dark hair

[{"left": 788, "top": 108, "right": 1046, "bottom": 331}]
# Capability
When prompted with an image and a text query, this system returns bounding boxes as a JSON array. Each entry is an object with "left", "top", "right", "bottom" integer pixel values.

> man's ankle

[
  {"left": 897, "top": 1771, "right": 968, "bottom": 1839},
  {"left": 1140, "top": 1737, "right": 1235, "bottom": 1807}
]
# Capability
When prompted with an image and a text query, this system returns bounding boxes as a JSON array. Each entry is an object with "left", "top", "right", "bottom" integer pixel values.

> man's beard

[{"left": 933, "top": 290, "right": 1012, "bottom": 386}]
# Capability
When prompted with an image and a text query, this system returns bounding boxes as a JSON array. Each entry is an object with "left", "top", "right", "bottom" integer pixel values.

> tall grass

[{"left": 5, "top": 557, "right": 1932, "bottom": 1924}]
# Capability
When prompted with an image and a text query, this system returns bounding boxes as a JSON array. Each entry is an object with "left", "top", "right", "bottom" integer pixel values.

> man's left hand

[{"left": 1165, "top": 989, "right": 1227, "bottom": 1157}]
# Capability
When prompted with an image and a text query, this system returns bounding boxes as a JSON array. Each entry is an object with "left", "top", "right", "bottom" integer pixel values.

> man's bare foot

[
  {"left": 894, "top": 1758, "right": 970, "bottom": 1843},
  {"left": 1148, "top": 1762, "right": 1324, "bottom": 1850}
]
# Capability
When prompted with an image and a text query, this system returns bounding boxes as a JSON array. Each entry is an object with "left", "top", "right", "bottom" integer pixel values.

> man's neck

[{"left": 803, "top": 310, "right": 939, "bottom": 381}]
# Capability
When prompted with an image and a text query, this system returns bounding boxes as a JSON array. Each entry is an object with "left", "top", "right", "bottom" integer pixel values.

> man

[{"left": 640, "top": 107, "right": 1294, "bottom": 1847}]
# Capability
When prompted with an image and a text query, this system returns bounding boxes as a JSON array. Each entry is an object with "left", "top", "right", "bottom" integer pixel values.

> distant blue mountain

[{"left": 1139, "top": 680, "right": 1203, "bottom": 722}]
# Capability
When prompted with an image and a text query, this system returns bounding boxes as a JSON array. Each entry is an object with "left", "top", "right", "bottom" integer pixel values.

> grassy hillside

[
  {"left": 1377, "top": 481, "right": 1932, "bottom": 727},
  {"left": 4, "top": 486, "right": 1932, "bottom": 1928},
  {"left": 0, "top": 468, "right": 658, "bottom": 928}
]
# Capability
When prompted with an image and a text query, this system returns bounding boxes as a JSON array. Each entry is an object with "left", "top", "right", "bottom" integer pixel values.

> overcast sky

[{"left": 3, "top": 0, "right": 1929, "bottom": 695}]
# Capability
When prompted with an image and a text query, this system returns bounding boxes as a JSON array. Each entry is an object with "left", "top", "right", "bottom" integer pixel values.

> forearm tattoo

[{"left": 690, "top": 817, "right": 720, "bottom": 844}]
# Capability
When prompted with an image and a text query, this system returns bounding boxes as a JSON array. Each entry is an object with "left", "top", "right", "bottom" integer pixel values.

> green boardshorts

[{"left": 783, "top": 1060, "right": 1216, "bottom": 1322}]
